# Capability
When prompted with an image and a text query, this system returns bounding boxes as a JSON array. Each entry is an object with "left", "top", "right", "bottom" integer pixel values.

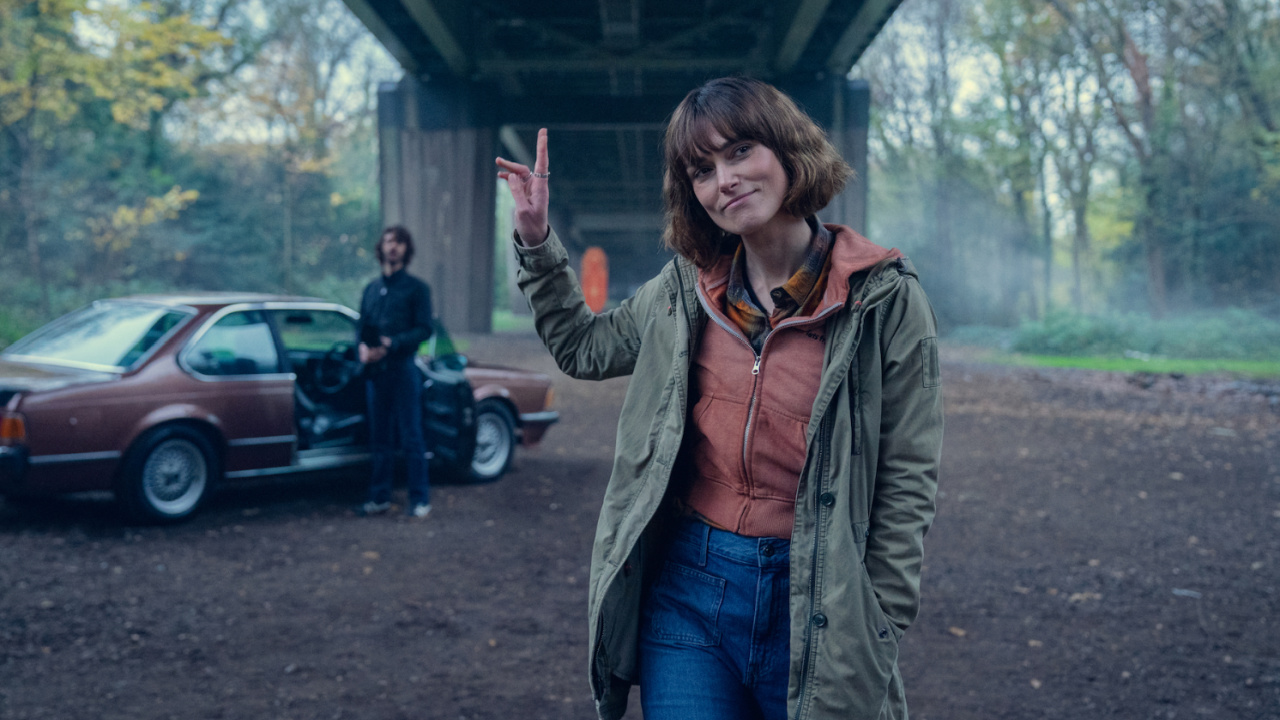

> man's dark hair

[{"left": 376, "top": 225, "right": 415, "bottom": 265}]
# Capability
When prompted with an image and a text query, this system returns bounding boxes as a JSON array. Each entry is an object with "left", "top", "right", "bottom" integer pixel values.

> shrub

[
  {"left": 945, "top": 325, "right": 1017, "bottom": 350},
  {"left": 0, "top": 307, "right": 37, "bottom": 351},
  {"left": 1012, "top": 309, "right": 1280, "bottom": 360},
  {"left": 1012, "top": 311, "right": 1133, "bottom": 356}
]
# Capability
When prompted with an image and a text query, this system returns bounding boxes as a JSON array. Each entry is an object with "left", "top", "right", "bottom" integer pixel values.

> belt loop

[{"left": 698, "top": 522, "right": 710, "bottom": 567}]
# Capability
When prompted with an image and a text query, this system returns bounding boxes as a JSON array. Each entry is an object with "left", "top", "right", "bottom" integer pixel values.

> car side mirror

[{"left": 436, "top": 353, "right": 467, "bottom": 372}]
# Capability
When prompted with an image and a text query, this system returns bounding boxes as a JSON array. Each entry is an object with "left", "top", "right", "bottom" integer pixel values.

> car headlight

[{"left": 0, "top": 411, "right": 26, "bottom": 445}]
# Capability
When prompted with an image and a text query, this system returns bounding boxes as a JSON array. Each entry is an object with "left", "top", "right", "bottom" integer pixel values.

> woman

[{"left": 496, "top": 77, "right": 942, "bottom": 720}]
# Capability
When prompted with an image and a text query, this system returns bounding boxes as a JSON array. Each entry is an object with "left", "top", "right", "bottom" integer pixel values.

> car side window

[
  {"left": 185, "top": 310, "right": 280, "bottom": 376},
  {"left": 273, "top": 310, "right": 356, "bottom": 351}
]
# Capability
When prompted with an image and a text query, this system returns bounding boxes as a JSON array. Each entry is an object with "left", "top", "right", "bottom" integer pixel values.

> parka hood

[{"left": 695, "top": 220, "right": 904, "bottom": 316}]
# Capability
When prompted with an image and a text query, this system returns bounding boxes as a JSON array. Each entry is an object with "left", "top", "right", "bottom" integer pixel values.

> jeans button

[
  {"left": 812, "top": 613, "right": 828, "bottom": 628},
  {"left": 761, "top": 544, "right": 774, "bottom": 558}
]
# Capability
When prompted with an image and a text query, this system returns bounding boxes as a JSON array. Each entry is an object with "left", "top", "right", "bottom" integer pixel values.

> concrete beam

[
  {"left": 599, "top": 0, "right": 641, "bottom": 49},
  {"left": 498, "top": 126, "right": 534, "bottom": 167},
  {"left": 574, "top": 213, "right": 665, "bottom": 232},
  {"left": 477, "top": 55, "right": 756, "bottom": 75},
  {"left": 774, "top": 0, "right": 833, "bottom": 74},
  {"left": 827, "top": 0, "right": 904, "bottom": 72},
  {"left": 499, "top": 96, "right": 685, "bottom": 126},
  {"left": 341, "top": 0, "right": 420, "bottom": 75},
  {"left": 402, "top": 0, "right": 470, "bottom": 76}
]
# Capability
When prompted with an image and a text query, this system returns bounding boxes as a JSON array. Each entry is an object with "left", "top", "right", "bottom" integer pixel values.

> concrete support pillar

[
  {"left": 379, "top": 77, "right": 497, "bottom": 333},
  {"left": 830, "top": 79, "right": 870, "bottom": 236},
  {"left": 781, "top": 75, "right": 870, "bottom": 235}
]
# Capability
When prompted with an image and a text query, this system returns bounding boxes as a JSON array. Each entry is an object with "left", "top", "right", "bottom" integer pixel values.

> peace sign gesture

[{"left": 496, "top": 128, "right": 551, "bottom": 247}]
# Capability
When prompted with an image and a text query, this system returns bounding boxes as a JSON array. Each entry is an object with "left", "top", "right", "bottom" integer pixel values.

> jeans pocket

[{"left": 642, "top": 561, "right": 726, "bottom": 647}]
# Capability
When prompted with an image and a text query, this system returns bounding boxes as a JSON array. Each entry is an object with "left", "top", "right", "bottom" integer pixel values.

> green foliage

[
  {"left": 985, "top": 353, "right": 1280, "bottom": 380},
  {"left": 1012, "top": 309, "right": 1280, "bottom": 360},
  {"left": 491, "top": 310, "right": 536, "bottom": 334},
  {"left": 0, "top": 305, "right": 35, "bottom": 350},
  {"left": 945, "top": 325, "right": 1017, "bottom": 350},
  {"left": 0, "top": 0, "right": 393, "bottom": 330},
  {"left": 857, "top": 0, "right": 1280, "bottom": 322}
]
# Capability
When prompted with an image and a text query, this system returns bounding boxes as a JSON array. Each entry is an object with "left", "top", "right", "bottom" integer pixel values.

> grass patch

[
  {"left": 492, "top": 310, "right": 537, "bottom": 334},
  {"left": 946, "top": 309, "right": 1280, "bottom": 378},
  {"left": 1010, "top": 309, "right": 1280, "bottom": 361},
  {"left": 977, "top": 351, "right": 1280, "bottom": 379}
]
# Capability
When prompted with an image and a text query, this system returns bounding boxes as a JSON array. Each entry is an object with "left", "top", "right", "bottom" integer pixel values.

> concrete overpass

[{"left": 344, "top": 0, "right": 903, "bottom": 331}]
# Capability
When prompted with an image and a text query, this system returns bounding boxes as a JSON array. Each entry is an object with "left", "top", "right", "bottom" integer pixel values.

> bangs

[
  {"left": 661, "top": 76, "right": 850, "bottom": 268},
  {"left": 666, "top": 96, "right": 762, "bottom": 170}
]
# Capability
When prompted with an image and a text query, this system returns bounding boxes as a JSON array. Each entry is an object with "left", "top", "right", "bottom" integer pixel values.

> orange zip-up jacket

[{"left": 681, "top": 225, "right": 902, "bottom": 538}]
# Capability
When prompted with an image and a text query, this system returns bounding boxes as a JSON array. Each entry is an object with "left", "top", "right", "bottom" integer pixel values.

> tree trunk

[
  {"left": 1011, "top": 183, "right": 1037, "bottom": 322},
  {"left": 282, "top": 166, "right": 294, "bottom": 294},
  {"left": 1139, "top": 180, "right": 1167, "bottom": 318},
  {"left": 1071, "top": 195, "right": 1089, "bottom": 309},
  {"left": 928, "top": 0, "right": 958, "bottom": 324},
  {"left": 17, "top": 127, "right": 51, "bottom": 317},
  {"left": 1039, "top": 160, "right": 1054, "bottom": 314}
]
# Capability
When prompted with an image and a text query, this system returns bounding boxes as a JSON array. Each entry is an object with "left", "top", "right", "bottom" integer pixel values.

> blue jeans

[
  {"left": 365, "top": 354, "right": 429, "bottom": 506},
  {"left": 640, "top": 517, "right": 791, "bottom": 720}
]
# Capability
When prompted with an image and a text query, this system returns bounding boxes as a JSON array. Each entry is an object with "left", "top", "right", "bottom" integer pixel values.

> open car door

[{"left": 419, "top": 323, "right": 476, "bottom": 473}]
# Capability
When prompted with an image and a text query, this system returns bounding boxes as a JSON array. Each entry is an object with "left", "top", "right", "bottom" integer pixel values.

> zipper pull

[{"left": 752, "top": 356, "right": 761, "bottom": 375}]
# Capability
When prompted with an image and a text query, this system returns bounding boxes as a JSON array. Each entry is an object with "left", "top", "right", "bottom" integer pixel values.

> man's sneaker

[
  {"left": 408, "top": 503, "right": 432, "bottom": 519},
  {"left": 360, "top": 501, "right": 392, "bottom": 516}
]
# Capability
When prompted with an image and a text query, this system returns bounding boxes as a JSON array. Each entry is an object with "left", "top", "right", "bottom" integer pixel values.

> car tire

[
  {"left": 470, "top": 399, "right": 515, "bottom": 481},
  {"left": 117, "top": 425, "right": 219, "bottom": 524}
]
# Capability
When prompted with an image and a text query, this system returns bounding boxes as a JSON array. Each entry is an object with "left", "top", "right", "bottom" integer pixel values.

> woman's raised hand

[{"left": 496, "top": 128, "right": 550, "bottom": 246}]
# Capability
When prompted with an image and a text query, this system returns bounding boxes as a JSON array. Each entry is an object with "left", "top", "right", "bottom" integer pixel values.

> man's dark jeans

[{"left": 365, "top": 354, "right": 430, "bottom": 507}]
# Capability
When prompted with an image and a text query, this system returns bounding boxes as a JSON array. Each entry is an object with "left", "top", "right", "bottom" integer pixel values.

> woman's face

[{"left": 687, "top": 130, "right": 791, "bottom": 238}]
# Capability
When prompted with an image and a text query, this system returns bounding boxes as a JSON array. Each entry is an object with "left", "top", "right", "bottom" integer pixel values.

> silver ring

[{"left": 531, "top": 171, "right": 550, "bottom": 178}]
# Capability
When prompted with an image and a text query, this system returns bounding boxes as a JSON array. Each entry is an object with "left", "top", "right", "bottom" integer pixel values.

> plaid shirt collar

[{"left": 724, "top": 217, "right": 833, "bottom": 350}]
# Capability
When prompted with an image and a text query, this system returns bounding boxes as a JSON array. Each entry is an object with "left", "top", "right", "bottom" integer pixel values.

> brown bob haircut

[
  {"left": 376, "top": 225, "right": 415, "bottom": 265},
  {"left": 662, "top": 77, "right": 852, "bottom": 269}
]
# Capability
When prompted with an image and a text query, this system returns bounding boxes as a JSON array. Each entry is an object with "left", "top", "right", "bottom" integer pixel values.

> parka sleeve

[
  {"left": 865, "top": 275, "right": 943, "bottom": 633},
  {"left": 513, "top": 228, "right": 652, "bottom": 380}
]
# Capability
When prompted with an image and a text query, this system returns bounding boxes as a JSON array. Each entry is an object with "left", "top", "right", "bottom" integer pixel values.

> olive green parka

[{"left": 515, "top": 225, "right": 943, "bottom": 720}]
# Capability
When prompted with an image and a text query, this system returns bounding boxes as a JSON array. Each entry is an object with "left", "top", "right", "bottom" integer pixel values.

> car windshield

[
  {"left": 424, "top": 320, "right": 457, "bottom": 357},
  {"left": 3, "top": 300, "right": 193, "bottom": 371}
]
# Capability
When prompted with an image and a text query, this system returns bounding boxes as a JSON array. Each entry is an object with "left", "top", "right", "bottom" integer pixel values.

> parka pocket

[
  {"left": 920, "top": 336, "right": 940, "bottom": 388},
  {"left": 850, "top": 521, "right": 901, "bottom": 646},
  {"left": 851, "top": 520, "right": 870, "bottom": 563}
]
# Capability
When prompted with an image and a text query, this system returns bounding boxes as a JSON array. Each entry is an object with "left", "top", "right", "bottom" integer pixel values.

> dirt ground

[{"left": 2, "top": 334, "right": 1278, "bottom": 720}]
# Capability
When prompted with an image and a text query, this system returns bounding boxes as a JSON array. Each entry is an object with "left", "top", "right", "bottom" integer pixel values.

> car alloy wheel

[
  {"left": 142, "top": 438, "right": 208, "bottom": 516},
  {"left": 119, "top": 425, "right": 219, "bottom": 523},
  {"left": 470, "top": 399, "right": 515, "bottom": 481}
]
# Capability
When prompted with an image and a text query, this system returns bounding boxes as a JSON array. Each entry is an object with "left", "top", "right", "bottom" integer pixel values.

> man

[{"left": 357, "top": 225, "right": 434, "bottom": 518}]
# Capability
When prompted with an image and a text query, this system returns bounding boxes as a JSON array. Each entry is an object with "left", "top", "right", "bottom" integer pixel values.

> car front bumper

[
  {"left": 0, "top": 445, "right": 30, "bottom": 492},
  {"left": 518, "top": 411, "right": 560, "bottom": 445}
]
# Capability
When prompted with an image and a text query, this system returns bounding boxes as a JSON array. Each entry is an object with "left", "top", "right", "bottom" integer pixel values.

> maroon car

[{"left": 0, "top": 293, "right": 557, "bottom": 522}]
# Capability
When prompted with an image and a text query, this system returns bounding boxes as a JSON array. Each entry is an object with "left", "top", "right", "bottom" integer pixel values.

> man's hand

[
  {"left": 359, "top": 342, "right": 388, "bottom": 364},
  {"left": 495, "top": 128, "right": 551, "bottom": 246}
]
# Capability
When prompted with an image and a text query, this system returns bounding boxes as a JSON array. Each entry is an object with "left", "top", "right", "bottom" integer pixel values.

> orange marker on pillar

[{"left": 581, "top": 246, "right": 608, "bottom": 313}]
